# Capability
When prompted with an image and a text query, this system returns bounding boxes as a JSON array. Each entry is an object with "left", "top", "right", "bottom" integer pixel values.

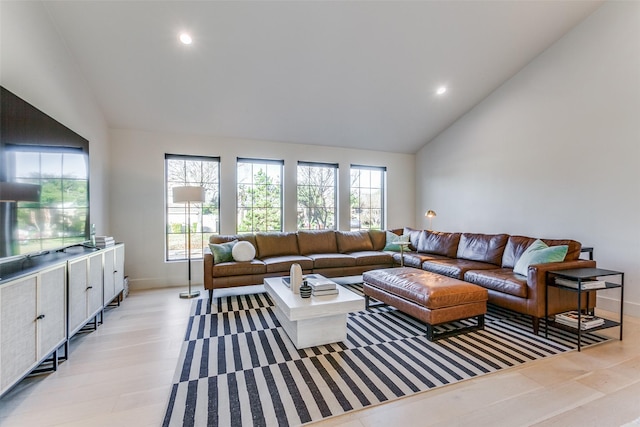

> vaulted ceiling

[{"left": 43, "top": 1, "right": 602, "bottom": 154}]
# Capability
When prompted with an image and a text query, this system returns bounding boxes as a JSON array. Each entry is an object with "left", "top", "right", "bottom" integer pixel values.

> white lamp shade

[
  {"left": 0, "top": 182, "right": 41, "bottom": 202},
  {"left": 173, "top": 186, "right": 205, "bottom": 203}
]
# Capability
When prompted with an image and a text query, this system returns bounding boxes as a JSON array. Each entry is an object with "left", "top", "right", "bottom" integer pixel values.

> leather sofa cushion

[
  {"left": 210, "top": 234, "right": 259, "bottom": 258},
  {"left": 397, "top": 252, "right": 449, "bottom": 268},
  {"left": 350, "top": 251, "right": 393, "bottom": 266},
  {"left": 403, "top": 227, "right": 422, "bottom": 251},
  {"left": 336, "top": 230, "right": 374, "bottom": 253},
  {"left": 297, "top": 230, "right": 338, "bottom": 255},
  {"left": 262, "top": 255, "right": 313, "bottom": 273},
  {"left": 307, "top": 253, "right": 356, "bottom": 268},
  {"left": 501, "top": 235, "right": 536, "bottom": 269},
  {"left": 464, "top": 268, "right": 527, "bottom": 298},
  {"left": 368, "top": 229, "right": 387, "bottom": 251},
  {"left": 255, "top": 232, "right": 299, "bottom": 258},
  {"left": 212, "top": 260, "right": 267, "bottom": 277},
  {"left": 502, "top": 235, "right": 582, "bottom": 268},
  {"left": 417, "top": 231, "right": 461, "bottom": 258},
  {"left": 456, "top": 233, "right": 509, "bottom": 266},
  {"left": 422, "top": 258, "right": 499, "bottom": 280}
]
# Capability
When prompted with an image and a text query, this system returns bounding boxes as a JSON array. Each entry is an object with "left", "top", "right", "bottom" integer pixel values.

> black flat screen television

[{"left": 0, "top": 86, "right": 90, "bottom": 260}]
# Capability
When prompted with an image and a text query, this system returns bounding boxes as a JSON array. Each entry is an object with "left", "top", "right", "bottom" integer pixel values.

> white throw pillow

[{"left": 232, "top": 241, "right": 256, "bottom": 262}]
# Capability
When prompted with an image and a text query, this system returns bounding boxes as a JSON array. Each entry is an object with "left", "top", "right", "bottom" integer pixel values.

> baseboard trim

[
  {"left": 128, "top": 277, "right": 204, "bottom": 291},
  {"left": 597, "top": 294, "right": 640, "bottom": 318}
]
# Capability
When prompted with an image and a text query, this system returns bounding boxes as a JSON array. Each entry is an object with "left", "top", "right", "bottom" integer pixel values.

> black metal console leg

[
  {"left": 52, "top": 349, "right": 59, "bottom": 372},
  {"left": 365, "top": 295, "right": 370, "bottom": 309}
]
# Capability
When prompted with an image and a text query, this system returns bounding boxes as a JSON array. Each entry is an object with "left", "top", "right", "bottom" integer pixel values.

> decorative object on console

[
  {"left": 231, "top": 241, "right": 255, "bottom": 262},
  {"left": 425, "top": 209, "right": 437, "bottom": 230},
  {"left": 289, "top": 263, "right": 303, "bottom": 294},
  {"left": 94, "top": 236, "right": 115, "bottom": 248},
  {"left": 173, "top": 185, "right": 206, "bottom": 299},
  {"left": 299, "top": 280, "right": 311, "bottom": 298}
]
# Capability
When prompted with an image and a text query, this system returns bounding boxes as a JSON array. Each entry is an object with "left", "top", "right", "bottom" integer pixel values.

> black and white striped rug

[{"left": 163, "top": 284, "right": 608, "bottom": 427}]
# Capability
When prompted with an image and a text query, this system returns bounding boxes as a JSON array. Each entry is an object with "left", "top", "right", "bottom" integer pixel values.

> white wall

[
  {"left": 416, "top": 1, "right": 640, "bottom": 316},
  {"left": 0, "top": 1, "right": 111, "bottom": 233},
  {"left": 109, "top": 129, "right": 416, "bottom": 290}
]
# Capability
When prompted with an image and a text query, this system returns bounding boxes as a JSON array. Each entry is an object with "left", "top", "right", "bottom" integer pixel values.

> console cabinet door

[
  {"left": 37, "top": 265, "right": 67, "bottom": 360},
  {"left": 0, "top": 275, "right": 38, "bottom": 394},
  {"left": 87, "top": 253, "right": 104, "bottom": 318},
  {"left": 68, "top": 258, "right": 89, "bottom": 336},
  {"left": 114, "top": 244, "right": 125, "bottom": 296},
  {"left": 103, "top": 247, "right": 116, "bottom": 305}
]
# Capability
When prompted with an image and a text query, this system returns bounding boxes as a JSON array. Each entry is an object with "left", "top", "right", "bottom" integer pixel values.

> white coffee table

[{"left": 264, "top": 275, "right": 365, "bottom": 349}]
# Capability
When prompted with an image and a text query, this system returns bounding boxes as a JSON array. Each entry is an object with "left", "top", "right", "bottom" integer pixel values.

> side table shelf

[{"left": 546, "top": 267, "right": 624, "bottom": 351}]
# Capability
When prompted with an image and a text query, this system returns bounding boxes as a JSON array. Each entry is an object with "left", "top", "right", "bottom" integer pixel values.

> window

[
  {"left": 297, "top": 162, "right": 337, "bottom": 230},
  {"left": 165, "top": 154, "right": 220, "bottom": 261},
  {"left": 350, "top": 165, "right": 386, "bottom": 230},
  {"left": 237, "top": 158, "right": 283, "bottom": 233},
  {"left": 6, "top": 147, "right": 89, "bottom": 254}
]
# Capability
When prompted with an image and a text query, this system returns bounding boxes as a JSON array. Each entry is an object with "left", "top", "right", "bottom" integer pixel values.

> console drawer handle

[
  {"left": 36, "top": 314, "right": 45, "bottom": 320},
  {"left": 87, "top": 286, "right": 93, "bottom": 290}
]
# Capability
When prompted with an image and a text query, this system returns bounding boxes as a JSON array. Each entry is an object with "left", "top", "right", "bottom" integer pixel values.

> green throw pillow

[
  {"left": 209, "top": 240, "right": 238, "bottom": 264},
  {"left": 513, "top": 239, "right": 568, "bottom": 276},
  {"left": 383, "top": 231, "right": 410, "bottom": 252}
]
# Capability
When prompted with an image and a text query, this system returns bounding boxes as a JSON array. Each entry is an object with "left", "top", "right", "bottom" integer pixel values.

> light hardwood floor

[{"left": 1, "top": 285, "right": 639, "bottom": 427}]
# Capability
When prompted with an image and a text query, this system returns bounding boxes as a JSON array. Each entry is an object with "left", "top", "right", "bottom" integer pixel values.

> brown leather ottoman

[{"left": 363, "top": 267, "right": 488, "bottom": 341}]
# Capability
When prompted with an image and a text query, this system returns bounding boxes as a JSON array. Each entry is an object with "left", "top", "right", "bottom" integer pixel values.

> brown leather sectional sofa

[
  {"left": 203, "top": 227, "right": 595, "bottom": 333},
  {"left": 394, "top": 227, "right": 595, "bottom": 333},
  {"left": 203, "top": 229, "right": 393, "bottom": 299}
]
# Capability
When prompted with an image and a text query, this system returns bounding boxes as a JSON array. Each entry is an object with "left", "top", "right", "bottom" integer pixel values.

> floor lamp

[{"left": 173, "top": 186, "right": 205, "bottom": 299}]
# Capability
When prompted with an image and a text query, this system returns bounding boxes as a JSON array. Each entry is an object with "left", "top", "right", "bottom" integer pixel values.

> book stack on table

[
  {"left": 95, "top": 236, "right": 115, "bottom": 248},
  {"left": 555, "top": 277, "right": 606, "bottom": 290},
  {"left": 555, "top": 311, "right": 605, "bottom": 330},
  {"left": 307, "top": 277, "right": 338, "bottom": 296}
]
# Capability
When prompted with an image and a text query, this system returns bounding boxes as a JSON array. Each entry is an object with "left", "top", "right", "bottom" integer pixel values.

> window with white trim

[
  {"left": 165, "top": 154, "right": 220, "bottom": 261},
  {"left": 236, "top": 158, "right": 283, "bottom": 233},
  {"left": 297, "top": 162, "right": 337, "bottom": 230},
  {"left": 350, "top": 165, "right": 385, "bottom": 230}
]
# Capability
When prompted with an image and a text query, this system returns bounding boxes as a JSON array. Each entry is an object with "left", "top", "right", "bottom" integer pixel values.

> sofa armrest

[
  {"left": 203, "top": 248, "right": 214, "bottom": 291},
  {"left": 527, "top": 259, "right": 597, "bottom": 317}
]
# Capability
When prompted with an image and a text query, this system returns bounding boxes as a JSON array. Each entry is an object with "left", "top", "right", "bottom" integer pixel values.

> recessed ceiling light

[
  {"left": 179, "top": 33, "right": 192, "bottom": 45},
  {"left": 436, "top": 86, "right": 447, "bottom": 95}
]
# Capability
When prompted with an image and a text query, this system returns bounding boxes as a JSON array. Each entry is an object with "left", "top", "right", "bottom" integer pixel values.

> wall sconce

[{"left": 425, "top": 210, "right": 437, "bottom": 230}]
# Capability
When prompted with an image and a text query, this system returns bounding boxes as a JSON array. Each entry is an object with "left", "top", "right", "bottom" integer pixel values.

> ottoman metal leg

[{"left": 425, "top": 314, "right": 485, "bottom": 341}]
